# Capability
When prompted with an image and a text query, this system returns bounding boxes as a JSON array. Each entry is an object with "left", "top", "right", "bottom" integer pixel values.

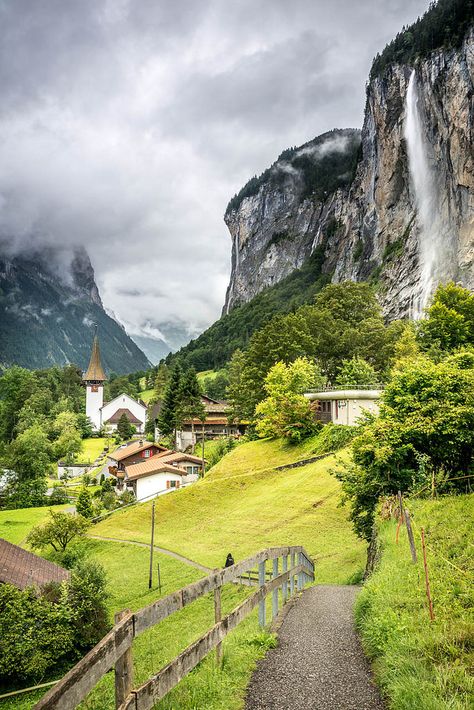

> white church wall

[
  {"left": 86, "top": 385, "right": 104, "bottom": 431},
  {"left": 101, "top": 393, "right": 147, "bottom": 432}
]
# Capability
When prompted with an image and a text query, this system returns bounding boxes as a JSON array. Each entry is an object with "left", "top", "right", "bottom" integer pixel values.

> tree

[
  {"left": 337, "top": 351, "right": 474, "bottom": 540},
  {"left": 68, "top": 560, "right": 109, "bottom": 649},
  {"left": 158, "top": 364, "right": 183, "bottom": 437},
  {"left": 334, "top": 357, "right": 379, "bottom": 388},
  {"left": 178, "top": 368, "right": 206, "bottom": 453},
  {"left": 27, "top": 510, "right": 89, "bottom": 552},
  {"left": 0, "top": 366, "right": 36, "bottom": 442},
  {"left": 255, "top": 358, "right": 326, "bottom": 442},
  {"left": 117, "top": 412, "right": 134, "bottom": 440},
  {"left": 76, "top": 487, "right": 94, "bottom": 518},
  {"left": 52, "top": 411, "right": 82, "bottom": 462},
  {"left": 7, "top": 423, "right": 52, "bottom": 480},
  {"left": 418, "top": 283, "right": 474, "bottom": 352},
  {"left": 152, "top": 363, "right": 171, "bottom": 402},
  {"left": 227, "top": 349, "right": 254, "bottom": 422}
]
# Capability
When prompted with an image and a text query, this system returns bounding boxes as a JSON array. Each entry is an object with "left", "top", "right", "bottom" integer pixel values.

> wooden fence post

[
  {"left": 114, "top": 609, "right": 133, "bottom": 708},
  {"left": 297, "top": 552, "right": 303, "bottom": 591},
  {"left": 258, "top": 561, "right": 266, "bottom": 627},
  {"left": 290, "top": 552, "right": 295, "bottom": 596},
  {"left": 214, "top": 585, "right": 222, "bottom": 667},
  {"left": 282, "top": 555, "right": 288, "bottom": 603},
  {"left": 404, "top": 509, "right": 417, "bottom": 563},
  {"left": 272, "top": 558, "right": 279, "bottom": 620},
  {"left": 421, "top": 527, "right": 435, "bottom": 621}
]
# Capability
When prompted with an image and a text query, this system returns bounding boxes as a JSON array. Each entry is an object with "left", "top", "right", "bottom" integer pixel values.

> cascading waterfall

[{"left": 404, "top": 70, "right": 454, "bottom": 318}]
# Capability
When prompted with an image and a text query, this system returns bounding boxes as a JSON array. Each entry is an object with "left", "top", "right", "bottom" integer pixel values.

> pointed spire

[{"left": 83, "top": 328, "right": 106, "bottom": 382}]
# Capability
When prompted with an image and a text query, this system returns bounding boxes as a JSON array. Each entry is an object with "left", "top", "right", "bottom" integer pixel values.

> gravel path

[
  {"left": 245, "top": 585, "right": 385, "bottom": 710},
  {"left": 87, "top": 534, "right": 212, "bottom": 572}
]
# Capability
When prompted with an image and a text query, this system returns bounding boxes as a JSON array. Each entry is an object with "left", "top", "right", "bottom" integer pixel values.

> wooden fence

[{"left": 35, "top": 546, "right": 314, "bottom": 710}]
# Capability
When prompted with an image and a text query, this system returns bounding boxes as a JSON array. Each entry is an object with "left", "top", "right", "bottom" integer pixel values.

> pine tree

[
  {"left": 76, "top": 487, "right": 94, "bottom": 519},
  {"left": 157, "top": 364, "right": 183, "bottom": 438},
  {"left": 117, "top": 412, "right": 133, "bottom": 440},
  {"left": 178, "top": 368, "right": 206, "bottom": 453}
]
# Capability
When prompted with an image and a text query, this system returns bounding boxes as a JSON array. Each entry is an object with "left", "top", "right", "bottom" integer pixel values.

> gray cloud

[{"left": 0, "top": 0, "right": 430, "bottom": 343}]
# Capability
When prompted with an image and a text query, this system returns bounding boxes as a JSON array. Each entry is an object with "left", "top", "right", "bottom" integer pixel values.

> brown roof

[
  {"left": 125, "top": 460, "right": 187, "bottom": 480},
  {"left": 0, "top": 538, "right": 70, "bottom": 590},
  {"left": 157, "top": 452, "right": 205, "bottom": 465},
  {"left": 83, "top": 334, "right": 106, "bottom": 382},
  {"left": 104, "top": 408, "right": 143, "bottom": 425},
  {"left": 204, "top": 403, "right": 229, "bottom": 414},
  {"left": 184, "top": 417, "right": 230, "bottom": 425},
  {"left": 110, "top": 440, "right": 167, "bottom": 462}
]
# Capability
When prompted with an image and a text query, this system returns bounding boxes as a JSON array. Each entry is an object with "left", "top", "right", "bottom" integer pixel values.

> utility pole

[
  {"left": 201, "top": 424, "right": 206, "bottom": 477},
  {"left": 148, "top": 500, "right": 155, "bottom": 589}
]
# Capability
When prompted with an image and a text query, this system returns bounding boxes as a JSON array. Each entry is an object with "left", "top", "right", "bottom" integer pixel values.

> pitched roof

[
  {"left": 157, "top": 452, "right": 205, "bottom": 465},
  {"left": 110, "top": 440, "right": 167, "bottom": 462},
  {"left": 100, "top": 392, "right": 147, "bottom": 412},
  {"left": 83, "top": 334, "right": 106, "bottom": 382},
  {"left": 0, "top": 538, "right": 70, "bottom": 590},
  {"left": 125, "top": 459, "right": 187, "bottom": 480},
  {"left": 183, "top": 417, "right": 230, "bottom": 425},
  {"left": 104, "top": 408, "right": 142, "bottom": 425}
]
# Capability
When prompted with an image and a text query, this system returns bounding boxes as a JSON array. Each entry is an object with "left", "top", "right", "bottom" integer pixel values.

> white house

[
  {"left": 100, "top": 394, "right": 147, "bottom": 434},
  {"left": 304, "top": 389, "right": 382, "bottom": 426},
  {"left": 82, "top": 332, "right": 147, "bottom": 433},
  {"left": 117, "top": 458, "right": 190, "bottom": 501}
]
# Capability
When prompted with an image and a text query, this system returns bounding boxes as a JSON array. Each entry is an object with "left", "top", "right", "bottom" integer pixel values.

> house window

[
  {"left": 167, "top": 480, "right": 180, "bottom": 489},
  {"left": 143, "top": 449, "right": 151, "bottom": 458}
]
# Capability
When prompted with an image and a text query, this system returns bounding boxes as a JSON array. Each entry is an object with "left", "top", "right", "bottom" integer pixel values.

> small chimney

[{"left": 139, "top": 439, "right": 143, "bottom": 446}]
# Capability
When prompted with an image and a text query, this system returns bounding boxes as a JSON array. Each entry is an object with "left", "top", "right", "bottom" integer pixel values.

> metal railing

[{"left": 35, "top": 546, "right": 314, "bottom": 710}]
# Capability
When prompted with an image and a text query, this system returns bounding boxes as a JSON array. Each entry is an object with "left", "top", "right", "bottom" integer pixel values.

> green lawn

[
  {"left": 139, "top": 389, "right": 154, "bottom": 404},
  {"left": 0, "top": 505, "right": 69, "bottom": 545},
  {"left": 77, "top": 438, "right": 108, "bottom": 464},
  {"left": 355, "top": 494, "right": 474, "bottom": 710},
  {"left": 93, "top": 438, "right": 365, "bottom": 584}
]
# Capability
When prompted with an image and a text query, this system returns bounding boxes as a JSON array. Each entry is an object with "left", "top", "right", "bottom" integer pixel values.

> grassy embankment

[
  {"left": 0, "top": 505, "right": 69, "bottom": 545},
  {"left": 356, "top": 494, "right": 474, "bottom": 710},
  {"left": 1, "top": 432, "right": 364, "bottom": 709}
]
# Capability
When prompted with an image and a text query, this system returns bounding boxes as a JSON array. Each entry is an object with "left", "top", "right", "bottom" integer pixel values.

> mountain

[
  {"left": 0, "top": 246, "right": 150, "bottom": 373},
  {"left": 168, "top": 1, "right": 474, "bottom": 371},
  {"left": 130, "top": 334, "right": 172, "bottom": 365},
  {"left": 225, "top": 3, "right": 473, "bottom": 320}
]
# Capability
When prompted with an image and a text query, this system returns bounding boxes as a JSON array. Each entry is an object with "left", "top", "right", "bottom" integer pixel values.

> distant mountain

[
  {"left": 130, "top": 334, "right": 172, "bottom": 365},
  {"left": 0, "top": 246, "right": 150, "bottom": 374}
]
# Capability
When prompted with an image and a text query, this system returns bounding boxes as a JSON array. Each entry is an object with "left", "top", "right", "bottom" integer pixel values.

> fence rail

[{"left": 35, "top": 546, "right": 314, "bottom": 710}]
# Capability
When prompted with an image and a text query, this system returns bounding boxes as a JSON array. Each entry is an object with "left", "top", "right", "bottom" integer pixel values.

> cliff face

[
  {"left": 0, "top": 246, "right": 150, "bottom": 373},
  {"left": 224, "top": 29, "right": 474, "bottom": 319}
]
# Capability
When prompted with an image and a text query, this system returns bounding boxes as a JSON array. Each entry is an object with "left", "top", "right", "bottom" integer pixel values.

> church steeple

[
  {"left": 83, "top": 329, "right": 106, "bottom": 383},
  {"left": 83, "top": 328, "right": 106, "bottom": 431}
]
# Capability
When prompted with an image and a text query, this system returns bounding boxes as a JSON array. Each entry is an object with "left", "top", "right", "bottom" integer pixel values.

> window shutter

[{"left": 166, "top": 480, "right": 170, "bottom": 489}]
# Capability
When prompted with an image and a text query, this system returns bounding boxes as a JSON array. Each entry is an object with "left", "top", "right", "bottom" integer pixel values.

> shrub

[{"left": 27, "top": 510, "right": 90, "bottom": 552}]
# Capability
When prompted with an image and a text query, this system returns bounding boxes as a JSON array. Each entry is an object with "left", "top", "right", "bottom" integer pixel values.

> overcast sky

[{"left": 0, "top": 0, "right": 430, "bottom": 345}]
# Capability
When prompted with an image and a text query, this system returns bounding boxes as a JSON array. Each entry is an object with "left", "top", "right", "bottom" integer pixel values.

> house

[
  {"left": 0, "top": 538, "right": 70, "bottom": 591},
  {"left": 82, "top": 331, "right": 147, "bottom": 433},
  {"left": 116, "top": 458, "right": 190, "bottom": 501},
  {"left": 175, "top": 395, "right": 244, "bottom": 451},
  {"left": 304, "top": 389, "right": 382, "bottom": 426},
  {"left": 155, "top": 451, "right": 205, "bottom": 477},
  {"left": 107, "top": 439, "right": 170, "bottom": 475}
]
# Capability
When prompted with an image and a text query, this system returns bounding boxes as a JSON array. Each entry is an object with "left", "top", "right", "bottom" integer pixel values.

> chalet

[
  {"left": 82, "top": 331, "right": 147, "bottom": 433},
  {"left": 117, "top": 458, "right": 190, "bottom": 500},
  {"left": 175, "top": 395, "right": 243, "bottom": 451},
  {"left": 107, "top": 439, "right": 170, "bottom": 475},
  {"left": 0, "top": 538, "right": 70, "bottom": 591},
  {"left": 155, "top": 451, "right": 204, "bottom": 476},
  {"left": 304, "top": 388, "right": 382, "bottom": 426}
]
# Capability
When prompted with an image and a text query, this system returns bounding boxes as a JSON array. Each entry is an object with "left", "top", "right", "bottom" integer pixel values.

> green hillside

[
  {"left": 356, "top": 494, "right": 473, "bottom": 709},
  {"left": 93, "top": 436, "right": 365, "bottom": 583}
]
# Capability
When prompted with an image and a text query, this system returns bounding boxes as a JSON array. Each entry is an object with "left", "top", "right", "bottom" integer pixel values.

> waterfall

[{"left": 404, "top": 70, "right": 455, "bottom": 318}]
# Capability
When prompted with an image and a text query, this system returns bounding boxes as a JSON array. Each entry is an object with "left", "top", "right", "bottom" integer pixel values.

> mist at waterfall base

[{"left": 404, "top": 70, "right": 456, "bottom": 318}]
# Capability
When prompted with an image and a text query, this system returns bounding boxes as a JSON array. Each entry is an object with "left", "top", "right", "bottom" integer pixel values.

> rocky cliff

[
  {"left": 224, "top": 27, "right": 474, "bottom": 319},
  {"left": 0, "top": 245, "right": 150, "bottom": 373}
]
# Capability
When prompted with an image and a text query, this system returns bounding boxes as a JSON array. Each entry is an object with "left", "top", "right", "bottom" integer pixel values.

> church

[{"left": 82, "top": 333, "right": 147, "bottom": 433}]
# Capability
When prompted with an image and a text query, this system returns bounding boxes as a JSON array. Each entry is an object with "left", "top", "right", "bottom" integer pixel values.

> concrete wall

[
  {"left": 330, "top": 398, "right": 380, "bottom": 426},
  {"left": 135, "top": 471, "right": 184, "bottom": 501}
]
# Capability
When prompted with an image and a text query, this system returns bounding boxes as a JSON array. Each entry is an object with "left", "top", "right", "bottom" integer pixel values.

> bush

[
  {"left": 49, "top": 484, "right": 69, "bottom": 505},
  {"left": 68, "top": 560, "right": 109, "bottom": 650},
  {"left": 207, "top": 438, "right": 238, "bottom": 470},
  {"left": 27, "top": 510, "right": 90, "bottom": 552},
  {"left": 0, "top": 583, "right": 74, "bottom": 681}
]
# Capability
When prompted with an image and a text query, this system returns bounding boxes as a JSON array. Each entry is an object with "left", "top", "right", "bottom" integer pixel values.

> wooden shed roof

[{"left": 0, "top": 538, "right": 70, "bottom": 590}]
